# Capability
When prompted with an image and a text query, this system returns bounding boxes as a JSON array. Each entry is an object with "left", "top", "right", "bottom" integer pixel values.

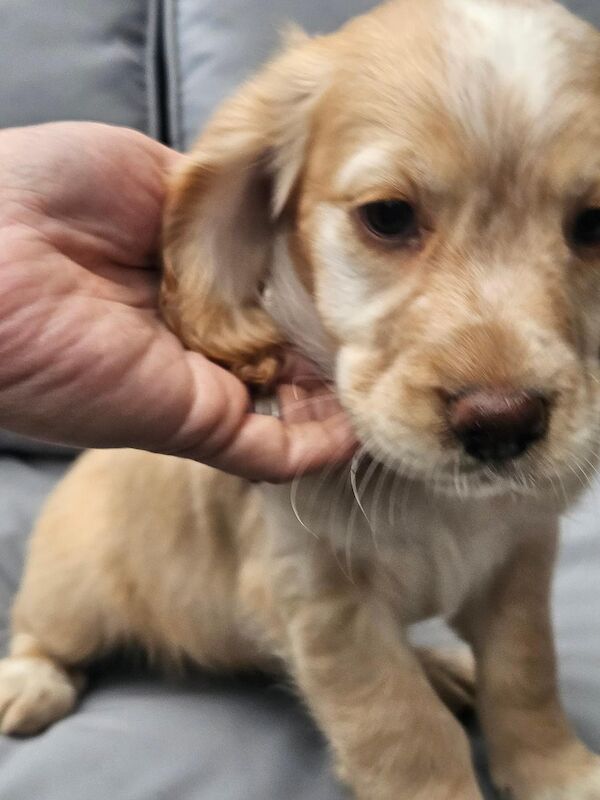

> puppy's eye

[
  {"left": 359, "top": 200, "right": 417, "bottom": 242},
  {"left": 572, "top": 208, "right": 600, "bottom": 248}
]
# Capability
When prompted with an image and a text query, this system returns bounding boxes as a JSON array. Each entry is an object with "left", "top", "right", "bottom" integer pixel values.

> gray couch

[{"left": 0, "top": 2, "right": 599, "bottom": 798}]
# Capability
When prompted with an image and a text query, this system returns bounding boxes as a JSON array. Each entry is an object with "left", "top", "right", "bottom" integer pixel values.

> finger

[
  {"left": 277, "top": 384, "right": 312, "bottom": 423},
  {"left": 169, "top": 350, "right": 357, "bottom": 482},
  {"left": 303, "top": 388, "right": 346, "bottom": 423},
  {"left": 277, "top": 383, "right": 347, "bottom": 425},
  {"left": 200, "top": 412, "right": 358, "bottom": 483}
]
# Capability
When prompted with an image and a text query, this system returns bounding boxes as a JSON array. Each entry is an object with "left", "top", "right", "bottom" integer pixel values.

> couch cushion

[
  {"left": 0, "top": 0, "right": 160, "bottom": 136},
  {"left": 564, "top": 0, "right": 600, "bottom": 26},
  {"left": 163, "top": 0, "right": 381, "bottom": 151}
]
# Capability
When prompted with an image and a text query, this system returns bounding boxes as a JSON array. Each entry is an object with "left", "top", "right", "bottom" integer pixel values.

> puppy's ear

[{"left": 161, "top": 37, "right": 329, "bottom": 386}]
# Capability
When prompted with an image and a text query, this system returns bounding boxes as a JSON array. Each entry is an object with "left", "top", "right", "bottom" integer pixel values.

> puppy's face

[
  {"left": 163, "top": 0, "right": 600, "bottom": 498},
  {"left": 286, "top": 0, "right": 600, "bottom": 497}
]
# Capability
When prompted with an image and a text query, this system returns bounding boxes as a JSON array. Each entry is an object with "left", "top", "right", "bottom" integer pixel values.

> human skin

[{"left": 0, "top": 122, "right": 356, "bottom": 481}]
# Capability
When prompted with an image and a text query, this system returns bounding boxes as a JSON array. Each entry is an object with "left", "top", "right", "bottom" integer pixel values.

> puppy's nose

[{"left": 446, "top": 389, "right": 550, "bottom": 463}]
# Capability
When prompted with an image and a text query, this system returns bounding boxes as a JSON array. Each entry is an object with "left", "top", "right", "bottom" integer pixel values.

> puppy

[{"left": 2, "top": 1, "right": 600, "bottom": 798}]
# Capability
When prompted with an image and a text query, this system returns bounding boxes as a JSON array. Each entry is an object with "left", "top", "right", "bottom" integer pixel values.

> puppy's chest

[
  {"left": 264, "top": 469, "right": 532, "bottom": 623},
  {"left": 369, "top": 497, "right": 519, "bottom": 622}
]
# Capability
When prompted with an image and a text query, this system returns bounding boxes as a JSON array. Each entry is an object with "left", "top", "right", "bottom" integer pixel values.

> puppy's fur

[{"left": 3, "top": 1, "right": 600, "bottom": 798}]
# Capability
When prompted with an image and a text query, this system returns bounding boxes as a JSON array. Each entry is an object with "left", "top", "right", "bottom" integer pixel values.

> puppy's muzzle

[{"left": 446, "top": 389, "right": 550, "bottom": 463}]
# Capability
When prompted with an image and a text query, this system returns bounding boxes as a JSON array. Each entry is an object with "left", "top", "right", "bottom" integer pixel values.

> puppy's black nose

[{"left": 446, "top": 389, "right": 550, "bottom": 463}]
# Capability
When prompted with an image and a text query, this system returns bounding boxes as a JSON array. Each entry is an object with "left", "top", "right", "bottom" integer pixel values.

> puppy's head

[{"left": 162, "top": 0, "right": 600, "bottom": 498}]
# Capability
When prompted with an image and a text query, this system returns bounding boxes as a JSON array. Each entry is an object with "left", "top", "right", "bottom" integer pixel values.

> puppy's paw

[
  {"left": 495, "top": 745, "right": 600, "bottom": 800},
  {"left": 0, "top": 656, "right": 81, "bottom": 735}
]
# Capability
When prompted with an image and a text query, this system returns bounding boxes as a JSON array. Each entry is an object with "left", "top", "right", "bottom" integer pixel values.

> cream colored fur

[{"left": 3, "top": 1, "right": 600, "bottom": 799}]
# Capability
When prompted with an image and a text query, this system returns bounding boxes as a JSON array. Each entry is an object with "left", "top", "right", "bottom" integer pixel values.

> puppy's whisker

[
  {"left": 290, "top": 476, "right": 320, "bottom": 539},
  {"left": 328, "top": 465, "right": 359, "bottom": 586},
  {"left": 344, "top": 448, "right": 372, "bottom": 582},
  {"left": 567, "top": 461, "right": 588, "bottom": 491},
  {"left": 357, "top": 449, "right": 385, "bottom": 555},
  {"left": 580, "top": 455, "right": 599, "bottom": 481},
  {"left": 350, "top": 449, "right": 377, "bottom": 530},
  {"left": 452, "top": 455, "right": 465, "bottom": 500}
]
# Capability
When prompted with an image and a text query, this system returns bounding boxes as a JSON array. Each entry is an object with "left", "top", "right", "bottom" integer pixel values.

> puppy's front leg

[
  {"left": 280, "top": 586, "right": 482, "bottom": 800},
  {"left": 456, "top": 524, "right": 600, "bottom": 800}
]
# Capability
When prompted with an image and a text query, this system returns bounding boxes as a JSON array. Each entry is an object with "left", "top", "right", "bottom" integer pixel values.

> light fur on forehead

[
  {"left": 161, "top": 32, "right": 332, "bottom": 386},
  {"left": 440, "top": 0, "right": 597, "bottom": 144}
]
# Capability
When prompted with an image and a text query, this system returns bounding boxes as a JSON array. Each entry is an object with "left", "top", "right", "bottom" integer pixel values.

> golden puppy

[{"left": 2, "top": 1, "right": 600, "bottom": 798}]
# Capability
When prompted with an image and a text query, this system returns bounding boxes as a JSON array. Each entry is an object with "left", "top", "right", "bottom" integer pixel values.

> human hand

[{"left": 0, "top": 122, "right": 356, "bottom": 481}]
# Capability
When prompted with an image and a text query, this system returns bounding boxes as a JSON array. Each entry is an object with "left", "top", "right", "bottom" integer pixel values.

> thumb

[{"left": 171, "top": 352, "right": 357, "bottom": 482}]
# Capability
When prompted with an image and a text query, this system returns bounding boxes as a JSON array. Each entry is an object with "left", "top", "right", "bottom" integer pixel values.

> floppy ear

[{"left": 161, "top": 34, "right": 330, "bottom": 386}]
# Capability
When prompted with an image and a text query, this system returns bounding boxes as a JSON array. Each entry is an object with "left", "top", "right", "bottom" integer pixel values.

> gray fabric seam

[
  {"left": 145, "top": 0, "right": 162, "bottom": 141},
  {"left": 163, "top": 0, "right": 184, "bottom": 151}
]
